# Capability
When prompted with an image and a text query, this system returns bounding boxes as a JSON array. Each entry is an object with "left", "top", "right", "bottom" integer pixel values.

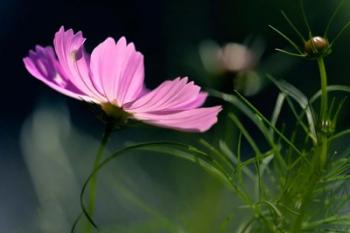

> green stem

[
  {"left": 290, "top": 57, "right": 330, "bottom": 233},
  {"left": 317, "top": 57, "right": 328, "bottom": 123},
  {"left": 86, "top": 124, "right": 113, "bottom": 232},
  {"left": 319, "top": 135, "right": 328, "bottom": 171},
  {"left": 317, "top": 57, "right": 329, "bottom": 169}
]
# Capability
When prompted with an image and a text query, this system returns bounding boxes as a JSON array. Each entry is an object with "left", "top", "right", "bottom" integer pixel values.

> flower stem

[
  {"left": 86, "top": 124, "right": 113, "bottom": 232},
  {"left": 291, "top": 57, "right": 330, "bottom": 233},
  {"left": 317, "top": 57, "right": 328, "bottom": 123},
  {"left": 317, "top": 57, "right": 329, "bottom": 168}
]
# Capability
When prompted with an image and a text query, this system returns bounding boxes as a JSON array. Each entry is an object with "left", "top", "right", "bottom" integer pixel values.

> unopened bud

[
  {"left": 319, "top": 119, "right": 335, "bottom": 136},
  {"left": 304, "top": 36, "right": 330, "bottom": 56}
]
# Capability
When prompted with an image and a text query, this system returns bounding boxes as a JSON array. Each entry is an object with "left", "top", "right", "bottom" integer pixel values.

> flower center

[{"left": 101, "top": 103, "right": 130, "bottom": 127}]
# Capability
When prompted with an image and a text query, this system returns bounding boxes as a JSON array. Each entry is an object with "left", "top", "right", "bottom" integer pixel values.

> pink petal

[
  {"left": 131, "top": 106, "right": 222, "bottom": 132},
  {"left": 53, "top": 26, "right": 105, "bottom": 102},
  {"left": 124, "top": 77, "right": 207, "bottom": 112},
  {"left": 23, "top": 45, "right": 94, "bottom": 102},
  {"left": 181, "top": 92, "right": 208, "bottom": 109},
  {"left": 124, "top": 77, "right": 221, "bottom": 132},
  {"left": 90, "top": 37, "right": 144, "bottom": 106}
]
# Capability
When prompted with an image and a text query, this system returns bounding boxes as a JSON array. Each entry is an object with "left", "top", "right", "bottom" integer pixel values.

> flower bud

[
  {"left": 304, "top": 36, "right": 330, "bottom": 56},
  {"left": 319, "top": 119, "right": 335, "bottom": 136}
]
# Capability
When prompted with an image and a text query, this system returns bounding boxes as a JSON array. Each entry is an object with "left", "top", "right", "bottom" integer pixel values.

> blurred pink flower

[{"left": 24, "top": 27, "right": 221, "bottom": 132}]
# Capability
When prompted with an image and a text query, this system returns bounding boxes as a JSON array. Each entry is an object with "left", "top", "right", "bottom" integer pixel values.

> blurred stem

[
  {"left": 319, "top": 135, "right": 328, "bottom": 171},
  {"left": 86, "top": 123, "right": 113, "bottom": 232},
  {"left": 291, "top": 57, "right": 330, "bottom": 233},
  {"left": 317, "top": 57, "right": 328, "bottom": 123},
  {"left": 290, "top": 137, "right": 328, "bottom": 233}
]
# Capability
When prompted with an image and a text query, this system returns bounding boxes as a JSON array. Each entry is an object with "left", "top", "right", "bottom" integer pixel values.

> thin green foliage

[
  {"left": 300, "top": 0, "right": 312, "bottom": 37},
  {"left": 73, "top": 141, "right": 219, "bottom": 231},
  {"left": 267, "top": 74, "right": 317, "bottom": 143},
  {"left": 199, "top": 138, "right": 236, "bottom": 176},
  {"left": 220, "top": 213, "right": 235, "bottom": 233},
  {"left": 212, "top": 72, "right": 350, "bottom": 232},
  {"left": 269, "top": 25, "right": 303, "bottom": 54},
  {"left": 281, "top": 11, "right": 306, "bottom": 43},
  {"left": 219, "top": 140, "right": 255, "bottom": 181},
  {"left": 332, "top": 97, "right": 347, "bottom": 122},
  {"left": 330, "top": 20, "right": 350, "bottom": 47},
  {"left": 210, "top": 89, "right": 302, "bottom": 157},
  {"left": 274, "top": 48, "right": 306, "bottom": 58},
  {"left": 233, "top": 91, "right": 302, "bottom": 158},
  {"left": 324, "top": 0, "right": 346, "bottom": 37},
  {"left": 229, "top": 113, "right": 265, "bottom": 201},
  {"left": 285, "top": 97, "right": 313, "bottom": 144},
  {"left": 331, "top": 129, "right": 350, "bottom": 142},
  {"left": 270, "top": 93, "right": 286, "bottom": 137},
  {"left": 310, "top": 85, "right": 350, "bottom": 103}
]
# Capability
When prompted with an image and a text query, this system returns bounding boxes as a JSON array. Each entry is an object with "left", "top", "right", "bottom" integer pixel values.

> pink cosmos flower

[{"left": 23, "top": 26, "right": 221, "bottom": 132}]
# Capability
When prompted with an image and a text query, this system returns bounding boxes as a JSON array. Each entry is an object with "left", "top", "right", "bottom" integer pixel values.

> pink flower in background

[{"left": 23, "top": 27, "right": 221, "bottom": 132}]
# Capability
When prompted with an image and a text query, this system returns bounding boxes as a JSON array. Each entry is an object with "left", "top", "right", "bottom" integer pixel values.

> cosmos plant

[{"left": 23, "top": 1, "right": 350, "bottom": 232}]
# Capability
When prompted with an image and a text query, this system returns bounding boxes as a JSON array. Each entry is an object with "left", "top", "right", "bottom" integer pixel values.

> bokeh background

[{"left": 1, "top": 0, "right": 350, "bottom": 232}]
